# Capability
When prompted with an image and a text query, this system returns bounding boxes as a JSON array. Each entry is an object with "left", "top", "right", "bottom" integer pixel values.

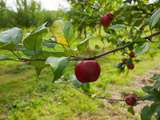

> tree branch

[
  {"left": 1, "top": 31, "right": 160, "bottom": 62},
  {"left": 72, "top": 31, "right": 160, "bottom": 60},
  {"left": 95, "top": 96, "right": 142, "bottom": 103},
  {"left": 144, "top": 31, "right": 160, "bottom": 40},
  {"left": 71, "top": 42, "right": 134, "bottom": 60}
]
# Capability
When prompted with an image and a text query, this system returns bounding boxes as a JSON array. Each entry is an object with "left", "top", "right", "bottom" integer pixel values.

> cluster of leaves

[
  {"left": 0, "top": 22, "right": 72, "bottom": 82},
  {"left": 141, "top": 74, "right": 160, "bottom": 120}
]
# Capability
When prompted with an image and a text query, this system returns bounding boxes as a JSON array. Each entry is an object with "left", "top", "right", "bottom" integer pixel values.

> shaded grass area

[{"left": 0, "top": 50, "right": 160, "bottom": 120}]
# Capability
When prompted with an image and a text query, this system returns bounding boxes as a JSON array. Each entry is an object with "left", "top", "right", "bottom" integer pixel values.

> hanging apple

[
  {"left": 101, "top": 13, "right": 114, "bottom": 28},
  {"left": 75, "top": 60, "right": 101, "bottom": 83},
  {"left": 124, "top": 94, "right": 137, "bottom": 106}
]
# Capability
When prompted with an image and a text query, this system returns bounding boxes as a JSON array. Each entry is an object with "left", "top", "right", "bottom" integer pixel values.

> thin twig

[
  {"left": 96, "top": 96, "right": 143, "bottom": 103},
  {"left": 96, "top": 96, "right": 124, "bottom": 102},
  {"left": 144, "top": 31, "right": 160, "bottom": 40}
]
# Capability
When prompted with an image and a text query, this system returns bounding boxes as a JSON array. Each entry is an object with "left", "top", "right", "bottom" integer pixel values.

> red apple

[
  {"left": 124, "top": 94, "right": 137, "bottom": 106},
  {"left": 127, "top": 63, "right": 134, "bottom": 70},
  {"left": 75, "top": 60, "right": 101, "bottom": 83},
  {"left": 129, "top": 51, "right": 136, "bottom": 58},
  {"left": 101, "top": 13, "right": 113, "bottom": 28}
]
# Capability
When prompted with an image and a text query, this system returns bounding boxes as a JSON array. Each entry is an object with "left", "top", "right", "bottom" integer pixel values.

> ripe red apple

[
  {"left": 101, "top": 13, "right": 114, "bottom": 28},
  {"left": 129, "top": 51, "right": 136, "bottom": 58},
  {"left": 126, "top": 59, "right": 135, "bottom": 70},
  {"left": 75, "top": 60, "right": 101, "bottom": 83},
  {"left": 127, "top": 63, "right": 134, "bottom": 70},
  {"left": 124, "top": 94, "right": 137, "bottom": 106}
]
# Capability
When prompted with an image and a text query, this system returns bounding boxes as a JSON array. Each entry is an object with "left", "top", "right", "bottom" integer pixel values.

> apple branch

[
  {"left": 1, "top": 31, "right": 160, "bottom": 62},
  {"left": 72, "top": 31, "right": 160, "bottom": 61},
  {"left": 71, "top": 42, "right": 133, "bottom": 61},
  {"left": 96, "top": 96, "right": 143, "bottom": 103},
  {"left": 144, "top": 31, "right": 160, "bottom": 40}
]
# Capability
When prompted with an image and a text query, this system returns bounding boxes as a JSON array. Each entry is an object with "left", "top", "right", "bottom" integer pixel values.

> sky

[
  {"left": 6, "top": 0, "right": 70, "bottom": 11},
  {"left": 6, "top": 0, "right": 156, "bottom": 11}
]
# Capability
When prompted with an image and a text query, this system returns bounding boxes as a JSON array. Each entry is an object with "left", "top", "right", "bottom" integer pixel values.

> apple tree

[{"left": 0, "top": 0, "right": 160, "bottom": 119}]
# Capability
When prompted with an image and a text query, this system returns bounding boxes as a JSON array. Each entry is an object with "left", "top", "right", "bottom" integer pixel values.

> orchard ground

[{"left": 0, "top": 47, "right": 160, "bottom": 120}]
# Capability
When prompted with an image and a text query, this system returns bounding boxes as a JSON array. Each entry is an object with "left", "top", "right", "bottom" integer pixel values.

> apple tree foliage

[{"left": 0, "top": 0, "right": 160, "bottom": 119}]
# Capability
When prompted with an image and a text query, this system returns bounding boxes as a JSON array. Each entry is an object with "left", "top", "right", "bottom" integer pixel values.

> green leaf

[
  {"left": 77, "top": 37, "right": 92, "bottom": 52},
  {"left": 142, "top": 85, "right": 160, "bottom": 101},
  {"left": 142, "top": 95, "right": 155, "bottom": 101},
  {"left": 142, "top": 86, "right": 153, "bottom": 94},
  {"left": 42, "top": 39, "right": 56, "bottom": 48},
  {"left": 153, "top": 82, "right": 160, "bottom": 92},
  {"left": 31, "top": 60, "right": 46, "bottom": 77},
  {"left": 69, "top": 75, "right": 82, "bottom": 88},
  {"left": 0, "top": 27, "right": 22, "bottom": 50},
  {"left": 51, "top": 20, "right": 65, "bottom": 34},
  {"left": 22, "top": 45, "right": 66, "bottom": 57},
  {"left": 30, "top": 52, "right": 47, "bottom": 77},
  {"left": 110, "top": 24, "right": 126, "bottom": 29},
  {"left": 21, "top": 48, "right": 37, "bottom": 56},
  {"left": 0, "top": 55, "right": 11, "bottom": 61},
  {"left": 23, "top": 23, "right": 47, "bottom": 51},
  {"left": 151, "top": 74, "right": 160, "bottom": 82},
  {"left": 81, "top": 83, "right": 90, "bottom": 92},
  {"left": 154, "top": 102, "right": 160, "bottom": 112},
  {"left": 135, "top": 42, "right": 151, "bottom": 55},
  {"left": 141, "top": 106, "right": 154, "bottom": 120},
  {"left": 141, "top": 103, "right": 160, "bottom": 120},
  {"left": 46, "top": 57, "right": 69, "bottom": 82},
  {"left": 150, "top": 8, "right": 160, "bottom": 28},
  {"left": 134, "top": 38, "right": 146, "bottom": 43},
  {"left": 63, "top": 21, "right": 74, "bottom": 41},
  {"left": 0, "top": 43, "right": 16, "bottom": 51},
  {"left": 128, "top": 107, "right": 135, "bottom": 115},
  {"left": 41, "top": 51, "right": 66, "bottom": 58},
  {"left": 29, "top": 50, "right": 65, "bottom": 77}
]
